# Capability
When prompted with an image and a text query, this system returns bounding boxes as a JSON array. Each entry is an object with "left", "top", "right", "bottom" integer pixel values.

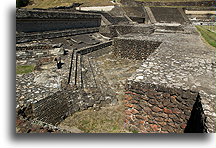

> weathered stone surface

[{"left": 125, "top": 26, "right": 215, "bottom": 133}]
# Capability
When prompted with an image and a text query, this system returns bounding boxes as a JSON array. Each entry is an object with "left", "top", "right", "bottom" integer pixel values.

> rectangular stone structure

[{"left": 16, "top": 9, "right": 101, "bottom": 33}]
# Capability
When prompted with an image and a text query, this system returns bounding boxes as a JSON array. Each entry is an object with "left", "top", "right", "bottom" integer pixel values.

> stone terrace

[{"left": 125, "top": 26, "right": 215, "bottom": 133}]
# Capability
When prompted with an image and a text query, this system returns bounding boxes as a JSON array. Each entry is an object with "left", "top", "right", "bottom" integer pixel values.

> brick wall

[{"left": 124, "top": 81, "right": 206, "bottom": 133}]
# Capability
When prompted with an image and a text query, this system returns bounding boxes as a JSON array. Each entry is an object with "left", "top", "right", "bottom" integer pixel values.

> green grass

[
  {"left": 16, "top": 65, "right": 35, "bottom": 74},
  {"left": 195, "top": 25, "right": 216, "bottom": 48},
  {"left": 59, "top": 105, "right": 129, "bottom": 133},
  {"left": 137, "top": 0, "right": 212, "bottom": 2},
  {"left": 26, "top": 0, "right": 118, "bottom": 8},
  {"left": 25, "top": 0, "right": 212, "bottom": 8},
  {"left": 201, "top": 25, "right": 216, "bottom": 33}
]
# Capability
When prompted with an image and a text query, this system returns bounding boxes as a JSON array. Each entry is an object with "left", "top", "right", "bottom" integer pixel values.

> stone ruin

[{"left": 16, "top": 0, "right": 215, "bottom": 133}]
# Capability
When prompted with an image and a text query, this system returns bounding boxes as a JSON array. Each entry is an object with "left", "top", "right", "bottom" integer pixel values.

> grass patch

[
  {"left": 59, "top": 105, "right": 129, "bottom": 133},
  {"left": 16, "top": 65, "right": 35, "bottom": 74},
  {"left": 195, "top": 25, "right": 216, "bottom": 48},
  {"left": 200, "top": 25, "right": 216, "bottom": 33},
  {"left": 25, "top": 0, "right": 118, "bottom": 8},
  {"left": 24, "top": 0, "right": 213, "bottom": 9},
  {"left": 137, "top": 0, "right": 212, "bottom": 2}
]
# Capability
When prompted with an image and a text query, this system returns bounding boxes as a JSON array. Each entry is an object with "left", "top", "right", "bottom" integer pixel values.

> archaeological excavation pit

[{"left": 16, "top": 6, "right": 215, "bottom": 133}]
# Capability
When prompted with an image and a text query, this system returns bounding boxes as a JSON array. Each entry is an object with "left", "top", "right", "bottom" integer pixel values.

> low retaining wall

[
  {"left": 101, "top": 24, "right": 154, "bottom": 38},
  {"left": 114, "top": 24, "right": 154, "bottom": 35},
  {"left": 113, "top": 34, "right": 161, "bottom": 60},
  {"left": 18, "top": 89, "right": 114, "bottom": 126},
  {"left": 77, "top": 41, "right": 112, "bottom": 55},
  {"left": 125, "top": 81, "right": 206, "bottom": 133},
  {"left": 16, "top": 27, "right": 99, "bottom": 43},
  {"left": 16, "top": 48, "right": 53, "bottom": 61},
  {"left": 16, "top": 43, "right": 64, "bottom": 64}
]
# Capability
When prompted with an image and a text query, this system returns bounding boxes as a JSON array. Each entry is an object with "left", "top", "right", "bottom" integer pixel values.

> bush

[{"left": 16, "top": 0, "right": 30, "bottom": 8}]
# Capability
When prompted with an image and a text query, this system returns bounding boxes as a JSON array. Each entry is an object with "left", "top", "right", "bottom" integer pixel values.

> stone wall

[
  {"left": 97, "top": 11, "right": 129, "bottom": 25},
  {"left": 122, "top": 29, "right": 215, "bottom": 133},
  {"left": 100, "top": 24, "right": 154, "bottom": 38},
  {"left": 16, "top": 43, "right": 64, "bottom": 64},
  {"left": 16, "top": 9, "right": 101, "bottom": 33},
  {"left": 16, "top": 27, "right": 99, "bottom": 43},
  {"left": 149, "top": 7, "right": 186, "bottom": 24},
  {"left": 130, "top": 17, "right": 145, "bottom": 23},
  {"left": 113, "top": 34, "right": 161, "bottom": 60},
  {"left": 124, "top": 81, "right": 206, "bottom": 133},
  {"left": 139, "top": 1, "right": 216, "bottom": 7},
  {"left": 19, "top": 89, "right": 114, "bottom": 126},
  {"left": 16, "top": 116, "right": 73, "bottom": 133},
  {"left": 114, "top": 24, "right": 154, "bottom": 35},
  {"left": 77, "top": 41, "right": 112, "bottom": 55}
]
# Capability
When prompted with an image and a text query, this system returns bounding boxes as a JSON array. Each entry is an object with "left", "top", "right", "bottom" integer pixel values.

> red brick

[
  {"left": 131, "top": 100, "right": 138, "bottom": 104},
  {"left": 125, "top": 91, "right": 137, "bottom": 95},
  {"left": 152, "top": 106, "right": 163, "bottom": 112},
  {"left": 140, "top": 97, "right": 149, "bottom": 101},
  {"left": 125, "top": 110, "right": 132, "bottom": 115},
  {"left": 124, "top": 95, "right": 133, "bottom": 101},
  {"left": 160, "top": 131, "right": 169, "bottom": 133},
  {"left": 124, "top": 104, "right": 133, "bottom": 108},
  {"left": 139, "top": 124, "right": 145, "bottom": 130},
  {"left": 144, "top": 106, "right": 152, "bottom": 113},
  {"left": 125, "top": 119, "right": 129, "bottom": 124},
  {"left": 180, "top": 123, "right": 187, "bottom": 129},
  {"left": 172, "top": 108, "right": 182, "bottom": 114},
  {"left": 135, "top": 115, "right": 148, "bottom": 120},
  {"left": 139, "top": 120, "right": 145, "bottom": 124},
  {"left": 126, "top": 115, "right": 132, "bottom": 121},
  {"left": 16, "top": 119, "right": 23, "bottom": 126},
  {"left": 163, "top": 108, "right": 173, "bottom": 114},
  {"left": 157, "top": 122, "right": 167, "bottom": 126},
  {"left": 148, "top": 120, "right": 157, "bottom": 124},
  {"left": 155, "top": 117, "right": 164, "bottom": 122},
  {"left": 170, "top": 95, "right": 177, "bottom": 103},
  {"left": 123, "top": 99, "right": 128, "bottom": 103},
  {"left": 131, "top": 109, "right": 139, "bottom": 114},
  {"left": 150, "top": 124, "right": 160, "bottom": 131},
  {"left": 168, "top": 122, "right": 176, "bottom": 128}
]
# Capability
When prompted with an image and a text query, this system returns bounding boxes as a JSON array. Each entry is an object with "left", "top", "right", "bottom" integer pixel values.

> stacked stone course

[
  {"left": 16, "top": 27, "right": 99, "bottom": 43},
  {"left": 16, "top": 9, "right": 101, "bottom": 33},
  {"left": 113, "top": 35, "right": 161, "bottom": 60},
  {"left": 124, "top": 82, "right": 206, "bottom": 133}
]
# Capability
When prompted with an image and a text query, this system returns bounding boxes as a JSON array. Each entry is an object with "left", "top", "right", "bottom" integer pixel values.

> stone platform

[{"left": 124, "top": 26, "right": 215, "bottom": 133}]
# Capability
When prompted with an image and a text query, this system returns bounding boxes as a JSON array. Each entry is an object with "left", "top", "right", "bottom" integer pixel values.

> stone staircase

[{"left": 67, "top": 42, "right": 118, "bottom": 105}]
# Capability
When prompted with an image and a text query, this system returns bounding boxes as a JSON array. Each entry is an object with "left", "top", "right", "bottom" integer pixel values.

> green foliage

[
  {"left": 16, "top": 65, "right": 35, "bottom": 74},
  {"left": 16, "top": 0, "right": 30, "bottom": 8},
  {"left": 196, "top": 25, "right": 216, "bottom": 48}
]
